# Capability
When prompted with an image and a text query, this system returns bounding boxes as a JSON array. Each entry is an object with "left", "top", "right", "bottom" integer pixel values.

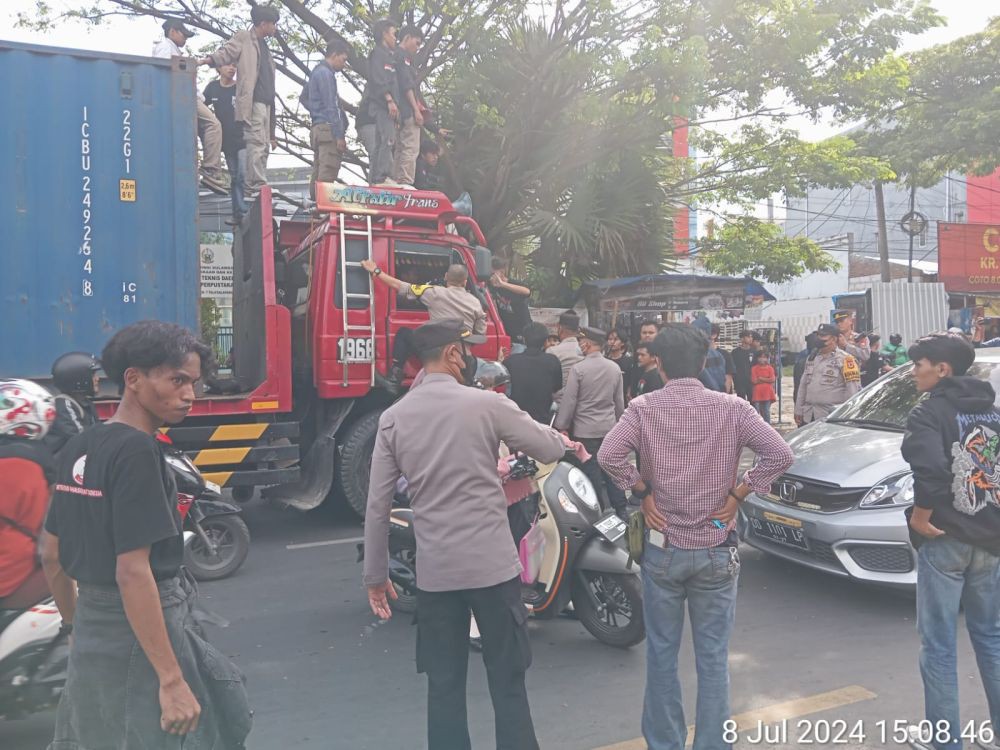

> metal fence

[{"left": 216, "top": 326, "right": 234, "bottom": 364}]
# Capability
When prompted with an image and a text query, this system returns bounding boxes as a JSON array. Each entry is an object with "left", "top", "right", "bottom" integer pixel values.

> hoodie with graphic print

[{"left": 901, "top": 376, "right": 1000, "bottom": 555}]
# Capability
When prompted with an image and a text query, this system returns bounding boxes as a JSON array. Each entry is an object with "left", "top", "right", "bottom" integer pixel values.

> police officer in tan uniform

[
  {"left": 363, "top": 319, "right": 565, "bottom": 750},
  {"left": 555, "top": 326, "right": 627, "bottom": 516},
  {"left": 833, "top": 309, "right": 871, "bottom": 362},
  {"left": 361, "top": 259, "right": 486, "bottom": 386},
  {"left": 795, "top": 323, "right": 862, "bottom": 425}
]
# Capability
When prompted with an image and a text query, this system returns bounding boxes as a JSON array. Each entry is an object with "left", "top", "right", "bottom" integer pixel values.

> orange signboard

[{"left": 938, "top": 222, "right": 1000, "bottom": 293}]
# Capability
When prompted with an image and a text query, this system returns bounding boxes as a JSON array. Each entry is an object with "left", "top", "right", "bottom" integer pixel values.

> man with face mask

[{"left": 364, "top": 319, "right": 565, "bottom": 750}]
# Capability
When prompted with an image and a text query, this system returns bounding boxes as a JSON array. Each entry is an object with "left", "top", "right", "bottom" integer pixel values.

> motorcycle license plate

[
  {"left": 594, "top": 514, "right": 627, "bottom": 542},
  {"left": 204, "top": 480, "right": 222, "bottom": 495}
]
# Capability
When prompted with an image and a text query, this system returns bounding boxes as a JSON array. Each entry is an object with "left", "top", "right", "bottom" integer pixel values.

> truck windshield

[{"left": 827, "top": 360, "right": 1000, "bottom": 429}]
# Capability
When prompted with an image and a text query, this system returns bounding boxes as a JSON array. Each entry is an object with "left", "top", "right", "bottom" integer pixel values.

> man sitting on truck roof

[
  {"left": 152, "top": 20, "right": 228, "bottom": 196},
  {"left": 361, "top": 259, "right": 486, "bottom": 386}
]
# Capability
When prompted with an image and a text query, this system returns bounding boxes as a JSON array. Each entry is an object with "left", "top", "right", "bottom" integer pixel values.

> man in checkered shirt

[{"left": 598, "top": 324, "right": 793, "bottom": 750}]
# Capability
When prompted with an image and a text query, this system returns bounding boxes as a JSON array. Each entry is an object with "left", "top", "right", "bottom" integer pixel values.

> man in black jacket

[
  {"left": 900, "top": 332, "right": 1000, "bottom": 750},
  {"left": 505, "top": 323, "right": 563, "bottom": 423},
  {"left": 359, "top": 19, "right": 400, "bottom": 185}
]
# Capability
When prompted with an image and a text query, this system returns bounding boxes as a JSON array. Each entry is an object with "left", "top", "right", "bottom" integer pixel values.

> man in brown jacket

[{"left": 202, "top": 5, "right": 280, "bottom": 204}]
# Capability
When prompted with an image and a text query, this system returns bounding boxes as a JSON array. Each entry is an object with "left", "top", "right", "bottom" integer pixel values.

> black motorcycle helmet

[
  {"left": 889, "top": 333, "right": 902, "bottom": 346},
  {"left": 52, "top": 352, "right": 101, "bottom": 396}
]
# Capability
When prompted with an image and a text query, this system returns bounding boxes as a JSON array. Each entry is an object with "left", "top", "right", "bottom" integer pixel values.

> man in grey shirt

[
  {"left": 555, "top": 326, "right": 627, "bottom": 517},
  {"left": 548, "top": 310, "right": 584, "bottom": 403},
  {"left": 364, "top": 319, "right": 565, "bottom": 750}
]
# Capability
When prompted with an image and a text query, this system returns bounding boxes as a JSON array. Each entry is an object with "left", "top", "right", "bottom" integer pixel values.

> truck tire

[{"left": 337, "top": 410, "right": 383, "bottom": 518}]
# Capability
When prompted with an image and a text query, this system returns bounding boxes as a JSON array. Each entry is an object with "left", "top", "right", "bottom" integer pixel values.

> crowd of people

[{"left": 154, "top": 8, "right": 454, "bottom": 225}]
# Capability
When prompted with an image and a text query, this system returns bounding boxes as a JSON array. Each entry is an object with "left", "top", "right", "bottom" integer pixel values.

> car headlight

[
  {"left": 859, "top": 472, "right": 914, "bottom": 509},
  {"left": 567, "top": 467, "right": 601, "bottom": 511}
]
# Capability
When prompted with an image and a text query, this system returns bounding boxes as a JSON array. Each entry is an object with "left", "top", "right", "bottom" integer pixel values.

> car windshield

[{"left": 827, "top": 360, "right": 1000, "bottom": 430}]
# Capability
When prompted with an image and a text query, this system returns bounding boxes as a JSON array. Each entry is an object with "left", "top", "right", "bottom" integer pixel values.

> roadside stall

[{"left": 580, "top": 273, "right": 774, "bottom": 340}]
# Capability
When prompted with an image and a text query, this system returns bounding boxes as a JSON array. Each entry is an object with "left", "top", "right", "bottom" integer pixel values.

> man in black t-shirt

[
  {"left": 42, "top": 321, "right": 249, "bottom": 749},
  {"left": 633, "top": 343, "right": 665, "bottom": 396},
  {"left": 204, "top": 64, "right": 246, "bottom": 223},
  {"left": 731, "top": 329, "right": 760, "bottom": 401},
  {"left": 488, "top": 256, "right": 531, "bottom": 343}
]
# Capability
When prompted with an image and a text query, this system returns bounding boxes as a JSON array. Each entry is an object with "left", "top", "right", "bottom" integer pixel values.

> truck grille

[
  {"left": 765, "top": 475, "right": 868, "bottom": 513},
  {"left": 847, "top": 545, "right": 913, "bottom": 573}
]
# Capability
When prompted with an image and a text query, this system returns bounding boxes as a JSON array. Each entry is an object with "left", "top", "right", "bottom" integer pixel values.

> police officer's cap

[
  {"left": 832, "top": 310, "right": 853, "bottom": 322},
  {"left": 815, "top": 323, "right": 839, "bottom": 337},
  {"left": 251, "top": 5, "right": 281, "bottom": 24},
  {"left": 163, "top": 19, "right": 195, "bottom": 37},
  {"left": 579, "top": 326, "right": 607, "bottom": 345},
  {"left": 413, "top": 318, "right": 487, "bottom": 352}
]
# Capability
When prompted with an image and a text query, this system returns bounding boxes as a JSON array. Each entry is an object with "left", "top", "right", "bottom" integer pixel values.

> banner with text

[{"left": 938, "top": 222, "right": 1000, "bottom": 293}]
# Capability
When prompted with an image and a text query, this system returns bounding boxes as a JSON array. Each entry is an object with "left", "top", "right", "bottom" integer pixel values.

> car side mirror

[{"left": 474, "top": 245, "right": 493, "bottom": 282}]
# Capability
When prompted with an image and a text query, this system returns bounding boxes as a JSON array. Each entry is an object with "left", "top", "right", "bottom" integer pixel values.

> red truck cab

[{"left": 122, "top": 185, "right": 508, "bottom": 516}]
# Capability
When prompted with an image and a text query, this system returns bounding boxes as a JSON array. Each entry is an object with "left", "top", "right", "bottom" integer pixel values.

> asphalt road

[{"left": 3, "top": 494, "right": 996, "bottom": 750}]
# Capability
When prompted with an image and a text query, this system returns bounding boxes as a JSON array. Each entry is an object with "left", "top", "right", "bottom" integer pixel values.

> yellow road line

[{"left": 592, "top": 684, "right": 877, "bottom": 750}]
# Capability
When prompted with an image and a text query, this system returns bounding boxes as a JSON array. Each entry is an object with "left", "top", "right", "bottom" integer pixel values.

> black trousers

[
  {"left": 416, "top": 577, "right": 539, "bottom": 750},
  {"left": 575, "top": 435, "right": 628, "bottom": 516},
  {"left": 392, "top": 326, "right": 417, "bottom": 369}
]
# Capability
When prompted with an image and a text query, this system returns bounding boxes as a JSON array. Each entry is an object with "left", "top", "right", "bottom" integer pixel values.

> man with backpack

[{"left": 900, "top": 332, "right": 1000, "bottom": 750}]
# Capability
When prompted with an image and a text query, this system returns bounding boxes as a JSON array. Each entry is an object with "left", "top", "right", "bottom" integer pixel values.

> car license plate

[
  {"left": 594, "top": 514, "right": 627, "bottom": 543},
  {"left": 750, "top": 516, "right": 808, "bottom": 550}
]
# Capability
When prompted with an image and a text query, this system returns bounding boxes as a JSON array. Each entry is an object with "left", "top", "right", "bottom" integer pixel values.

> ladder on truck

[{"left": 338, "top": 214, "right": 377, "bottom": 388}]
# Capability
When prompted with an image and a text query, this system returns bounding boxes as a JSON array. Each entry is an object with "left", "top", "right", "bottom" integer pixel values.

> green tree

[
  {"left": 18, "top": 0, "right": 940, "bottom": 300},
  {"left": 698, "top": 217, "right": 841, "bottom": 285}
]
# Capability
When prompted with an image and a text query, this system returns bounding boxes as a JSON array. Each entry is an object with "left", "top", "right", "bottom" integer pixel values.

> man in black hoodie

[{"left": 900, "top": 332, "right": 1000, "bottom": 750}]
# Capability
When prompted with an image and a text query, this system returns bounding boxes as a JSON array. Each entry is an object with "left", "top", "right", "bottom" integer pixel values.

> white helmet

[{"left": 0, "top": 379, "right": 57, "bottom": 440}]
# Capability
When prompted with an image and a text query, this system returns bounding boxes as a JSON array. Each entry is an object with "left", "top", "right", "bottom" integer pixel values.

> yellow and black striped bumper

[{"left": 161, "top": 422, "right": 301, "bottom": 488}]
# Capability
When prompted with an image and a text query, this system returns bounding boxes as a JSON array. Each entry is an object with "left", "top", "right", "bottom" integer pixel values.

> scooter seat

[{"left": 0, "top": 567, "right": 50, "bottom": 610}]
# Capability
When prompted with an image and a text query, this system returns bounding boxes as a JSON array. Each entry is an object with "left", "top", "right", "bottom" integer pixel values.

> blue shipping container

[{"left": 0, "top": 40, "right": 199, "bottom": 378}]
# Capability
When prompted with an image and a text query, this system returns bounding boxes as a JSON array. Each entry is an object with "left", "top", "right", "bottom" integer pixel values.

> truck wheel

[{"left": 337, "top": 410, "right": 383, "bottom": 518}]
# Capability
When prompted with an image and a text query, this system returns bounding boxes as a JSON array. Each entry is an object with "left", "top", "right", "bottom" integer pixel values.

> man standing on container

[
  {"left": 364, "top": 319, "right": 565, "bottom": 750},
  {"left": 202, "top": 5, "right": 280, "bottom": 205},
  {"left": 152, "top": 20, "right": 228, "bottom": 196},
  {"left": 598, "top": 324, "right": 793, "bottom": 750},
  {"left": 203, "top": 63, "right": 247, "bottom": 224},
  {"left": 301, "top": 41, "right": 351, "bottom": 197},
  {"left": 555, "top": 326, "right": 627, "bottom": 518}
]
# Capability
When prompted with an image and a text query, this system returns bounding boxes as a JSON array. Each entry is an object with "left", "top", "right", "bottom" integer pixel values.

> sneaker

[
  {"left": 905, "top": 726, "right": 935, "bottom": 750},
  {"left": 200, "top": 171, "right": 229, "bottom": 195}
]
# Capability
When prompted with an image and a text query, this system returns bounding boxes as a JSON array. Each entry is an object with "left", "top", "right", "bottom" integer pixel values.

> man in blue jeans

[
  {"left": 900, "top": 332, "right": 1000, "bottom": 750},
  {"left": 598, "top": 324, "right": 793, "bottom": 750}
]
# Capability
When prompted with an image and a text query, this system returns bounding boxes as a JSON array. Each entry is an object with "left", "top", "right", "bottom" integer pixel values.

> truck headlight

[
  {"left": 567, "top": 467, "right": 600, "bottom": 511},
  {"left": 859, "top": 472, "right": 914, "bottom": 508}
]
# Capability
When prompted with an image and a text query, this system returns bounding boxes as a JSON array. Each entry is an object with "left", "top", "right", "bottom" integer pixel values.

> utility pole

[
  {"left": 874, "top": 181, "right": 891, "bottom": 282},
  {"left": 906, "top": 182, "right": 917, "bottom": 283}
]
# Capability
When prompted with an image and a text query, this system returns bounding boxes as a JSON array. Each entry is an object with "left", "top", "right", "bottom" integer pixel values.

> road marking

[
  {"left": 592, "top": 684, "right": 877, "bottom": 749},
  {"left": 286, "top": 536, "right": 365, "bottom": 550}
]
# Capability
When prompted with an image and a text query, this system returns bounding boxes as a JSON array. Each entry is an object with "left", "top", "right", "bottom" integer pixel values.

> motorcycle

[
  {"left": 367, "top": 450, "right": 645, "bottom": 649},
  {"left": 160, "top": 436, "right": 251, "bottom": 581}
]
